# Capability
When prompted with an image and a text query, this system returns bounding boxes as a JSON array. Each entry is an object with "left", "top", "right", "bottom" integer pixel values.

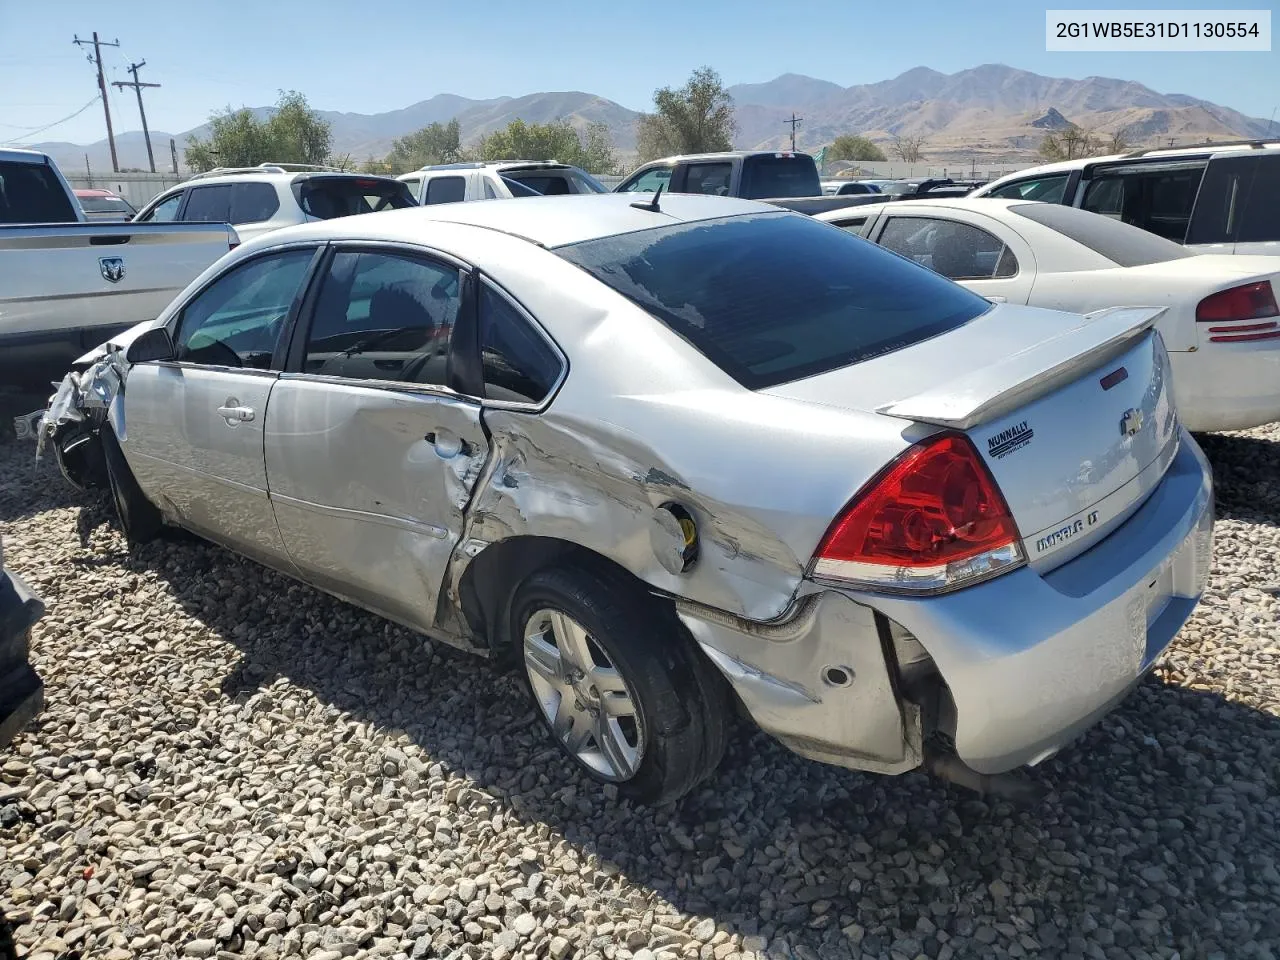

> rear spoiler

[{"left": 875, "top": 306, "right": 1167, "bottom": 430}]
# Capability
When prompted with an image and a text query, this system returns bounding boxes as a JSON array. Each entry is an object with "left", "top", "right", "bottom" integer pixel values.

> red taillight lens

[
  {"left": 1196, "top": 281, "right": 1279, "bottom": 324},
  {"left": 810, "top": 433, "right": 1024, "bottom": 593}
]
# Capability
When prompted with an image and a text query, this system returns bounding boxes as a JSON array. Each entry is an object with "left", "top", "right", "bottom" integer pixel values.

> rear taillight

[
  {"left": 810, "top": 433, "right": 1024, "bottom": 594},
  {"left": 1196, "top": 281, "right": 1280, "bottom": 342}
]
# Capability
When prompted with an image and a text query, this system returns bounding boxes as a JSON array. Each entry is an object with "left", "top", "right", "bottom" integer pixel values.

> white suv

[
  {"left": 398, "top": 161, "right": 607, "bottom": 205},
  {"left": 972, "top": 139, "right": 1280, "bottom": 255},
  {"left": 133, "top": 164, "right": 416, "bottom": 243}
]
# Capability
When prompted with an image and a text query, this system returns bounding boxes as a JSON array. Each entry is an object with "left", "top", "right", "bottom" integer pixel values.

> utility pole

[
  {"left": 170, "top": 138, "right": 179, "bottom": 175},
  {"left": 73, "top": 33, "right": 121, "bottom": 172},
  {"left": 784, "top": 113, "right": 803, "bottom": 152},
  {"left": 113, "top": 60, "right": 160, "bottom": 172}
]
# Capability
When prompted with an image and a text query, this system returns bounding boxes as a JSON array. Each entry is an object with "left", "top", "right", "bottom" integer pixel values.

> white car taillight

[
  {"left": 1196, "top": 281, "right": 1280, "bottom": 343},
  {"left": 809, "top": 432, "right": 1025, "bottom": 594}
]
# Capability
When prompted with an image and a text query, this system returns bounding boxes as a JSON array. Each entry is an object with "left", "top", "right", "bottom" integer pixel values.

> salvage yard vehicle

[
  {"left": 0, "top": 535, "right": 44, "bottom": 748},
  {"left": 0, "top": 147, "right": 240, "bottom": 390},
  {"left": 399, "top": 161, "right": 607, "bottom": 205},
  {"left": 972, "top": 139, "right": 1280, "bottom": 255},
  {"left": 616, "top": 151, "right": 823, "bottom": 200},
  {"left": 818, "top": 198, "right": 1280, "bottom": 432},
  {"left": 42, "top": 193, "right": 1213, "bottom": 803},
  {"left": 133, "top": 163, "right": 416, "bottom": 244},
  {"left": 74, "top": 188, "right": 138, "bottom": 222}
]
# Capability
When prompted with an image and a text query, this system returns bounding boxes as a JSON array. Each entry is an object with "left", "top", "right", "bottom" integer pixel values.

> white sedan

[{"left": 818, "top": 198, "right": 1280, "bottom": 432}]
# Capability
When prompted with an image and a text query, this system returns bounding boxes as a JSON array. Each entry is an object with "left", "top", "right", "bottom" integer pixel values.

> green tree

[
  {"left": 386, "top": 119, "right": 463, "bottom": 172},
  {"left": 476, "top": 119, "right": 618, "bottom": 173},
  {"left": 827, "top": 134, "right": 887, "bottom": 163},
  {"left": 185, "top": 90, "right": 331, "bottom": 172},
  {"left": 634, "top": 67, "right": 736, "bottom": 163}
]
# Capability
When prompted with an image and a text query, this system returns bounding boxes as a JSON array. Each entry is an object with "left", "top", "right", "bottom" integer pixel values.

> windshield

[
  {"left": 739, "top": 155, "right": 822, "bottom": 199},
  {"left": 79, "top": 196, "right": 136, "bottom": 215},
  {"left": 1009, "top": 201, "right": 1192, "bottom": 266},
  {"left": 555, "top": 211, "right": 989, "bottom": 390},
  {"left": 294, "top": 177, "right": 416, "bottom": 219},
  {"left": 0, "top": 160, "right": 78, "bottom": 223},
  {"left": 504, "top": 168, "right": 608, "bottom": 195}
]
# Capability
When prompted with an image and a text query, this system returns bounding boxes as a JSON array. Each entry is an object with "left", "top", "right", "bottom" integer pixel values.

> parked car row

[{"left": 34, "top": 188, "right": 1217, "bottom": 803}]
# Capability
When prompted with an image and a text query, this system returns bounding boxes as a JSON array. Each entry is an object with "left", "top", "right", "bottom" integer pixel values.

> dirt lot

[{"left": 1, "top": 426, "right": 1278, "bottom": 960}]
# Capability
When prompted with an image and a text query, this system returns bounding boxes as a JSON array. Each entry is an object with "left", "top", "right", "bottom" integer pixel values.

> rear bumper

[
  {"left": 680, "top": 431, "right": 1212, "bottom": 777},
  {"left": 869, "top": 431, "right": 1213, "bottom": 773},
  {"left": 1170, "top": 347, "right": 1280, "bottom": 432},
  {"left": 0, "top": 567, "right": 44, "bottom": 748}
]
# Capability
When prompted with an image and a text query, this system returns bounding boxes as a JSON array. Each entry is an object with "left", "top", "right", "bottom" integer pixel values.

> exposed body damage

[{"left": 39, "top": 194, "right": 1214, "bottom": 802}]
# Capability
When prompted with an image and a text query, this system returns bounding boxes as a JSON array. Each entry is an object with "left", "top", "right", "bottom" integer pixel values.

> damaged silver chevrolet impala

[{"left": 43, "top": 193, "right": 1214, "bottom": 802}]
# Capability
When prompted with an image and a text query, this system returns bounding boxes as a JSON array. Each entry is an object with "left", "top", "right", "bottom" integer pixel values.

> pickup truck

[
  {"left": 1, "top": 147, "right": 239, "bottom": 388},
  {"left": 399, "top": 161, "right": 607, "bottom": 204}
]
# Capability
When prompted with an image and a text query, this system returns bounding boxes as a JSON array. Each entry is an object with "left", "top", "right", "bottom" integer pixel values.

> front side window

[
  {"left": 182, "top": 184, "right": 233, "bottom": 222},
  {"left": 424, "top": 176, "right": 466, "bottom": 205},
  {"left": 230, "top": 182, "right": 280, "bottom": 223},
  {"left": 877, "top": 217, "right": 1017, "bottom": 280},
  {"left": 174, "top": 250, "right": 314, "bottom": 369},
  {"left": 987, "top": 175, "right": 1069, "bottom": 203},
  {"left": 684, "top": 162, "right": 732, "bottom": 196},
  {"left": 479, "top": 283, "right": 562, "bottom": 404},
  {"left": 556, "top": 212, "right": 990, "bottom": 390},
  {"left": 302, "top": 250, "right": 461, "bottom": 387},
  {"left": 618, "top": 166, "right": 672, "bottom": 193},
  {"left": 139, "top": 192, "right": 183, "bottom": 222}
]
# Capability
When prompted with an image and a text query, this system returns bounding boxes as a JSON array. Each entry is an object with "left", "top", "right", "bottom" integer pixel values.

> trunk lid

[{"left": 765, "top": 303, "right": 1179, "bottom": 571}]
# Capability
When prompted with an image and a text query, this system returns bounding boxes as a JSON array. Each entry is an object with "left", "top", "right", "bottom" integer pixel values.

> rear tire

[
  {"left": 100, "top": 427, "right": 162, "bottom": 545},
  {"left": 510, "top": 563, "right": 731, "bottom": 804}
]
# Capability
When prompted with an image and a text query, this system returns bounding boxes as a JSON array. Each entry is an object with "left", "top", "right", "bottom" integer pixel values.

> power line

[
  {"left": 784, "top": 113, "right": 803, "bottom": 152},
  {"left": 0, "top": 95, "right": 102, "bottom": 144},
  {"left": 73, "top": 32, "right": 121, "bottom": 172},
  {"left": 113, "top": 60, "right": 161, "bottom": 172}
]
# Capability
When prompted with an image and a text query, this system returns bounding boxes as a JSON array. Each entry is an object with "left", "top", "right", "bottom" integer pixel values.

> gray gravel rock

[{"left": 1, "top": 426, "right": 1279, "bottom": 960}]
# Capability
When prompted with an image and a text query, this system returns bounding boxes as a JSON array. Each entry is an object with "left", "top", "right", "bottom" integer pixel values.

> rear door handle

[{"left": 217, "top": 403, "right": 256, "bottom": 423}]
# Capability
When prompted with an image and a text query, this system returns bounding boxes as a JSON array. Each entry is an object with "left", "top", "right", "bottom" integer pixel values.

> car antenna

[{"left": 631, "top": 184, "right": 664, "bottom": 212}]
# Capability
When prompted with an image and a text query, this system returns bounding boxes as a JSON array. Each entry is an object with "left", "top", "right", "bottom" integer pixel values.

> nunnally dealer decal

[{"left": 987, "top": 420, "right": 1034, "bottom": 460}]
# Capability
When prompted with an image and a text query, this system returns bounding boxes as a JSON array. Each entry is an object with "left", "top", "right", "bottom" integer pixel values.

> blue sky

[{"left": 2, "top": 0, "right": 1276, "bottom": 146}]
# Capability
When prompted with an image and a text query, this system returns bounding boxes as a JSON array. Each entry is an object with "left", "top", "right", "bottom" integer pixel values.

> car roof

[
  {"left": 417, "top": 161, "right": 576, "bottom": 172},
  {"left": 641, "top": 150, "right": 812, "bottom": 165},
  {"left": 0, "top": 147, "right": 53, "bottom": 165},
  {"left": 983, "top": 140, "right": 1280, "bottom": 189},
  {"left": 250, "top": 192, "right": 781, "bottom": 250}
]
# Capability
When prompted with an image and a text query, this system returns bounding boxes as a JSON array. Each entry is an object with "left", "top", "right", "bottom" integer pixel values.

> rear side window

[
  {"left": 479, "top": 283, "right": 562, "bottom": 404},
  {"left": 1186, "top": 156, "right": 1250, "bottom": 245},
  {"left": 555, "top": 212, "right": 990, "bottom": 390},
  {"left": 1236, "top": 157, "right": 1280, "bottom": 244},
  {"left": 1080, "top": 164, "right": 1205, "bottom": 243},
  {"left": 183, "top": 184, "right": 232, "bottom": 222},
  {"left": 1009, "top": 202, "right": 1191, "bottom": 266},
  {"left": 987, "top": 175, "right": 1069, "bottom": 203},
  {"left": 230, "top": 182, "right": 280, "bottom": 223},
  {"left": 740, "top": 156, "right": 821, "bottom": 199},
  {"left": 296, "top": 177, "right": 415, "bottom": 218},
  {"left": 424, "top": 176, "right": 466, "bottom": 205},
  {"left": 878, "top": 217, "right": 1017, "bottom": 280},
  {"left": 0, "top": 160, "right": 79, "bottom": 223}
]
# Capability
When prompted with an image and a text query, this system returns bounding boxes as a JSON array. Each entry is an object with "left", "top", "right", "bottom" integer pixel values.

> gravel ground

[{"left": 1, "top": 425, "right": 1278, "bottom": 960}]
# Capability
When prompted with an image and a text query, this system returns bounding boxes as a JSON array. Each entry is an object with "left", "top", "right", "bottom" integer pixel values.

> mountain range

[{"left": 29, "top": 63, "right": 1274, "bottom": 173}]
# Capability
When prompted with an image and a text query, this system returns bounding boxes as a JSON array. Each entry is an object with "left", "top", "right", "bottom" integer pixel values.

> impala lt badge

[
  {"left": 1120, "top": 408, "right": 1144, "bottom": 437},
  {"left": 99, "top": 256, "right": 125, "bottom": 283}
]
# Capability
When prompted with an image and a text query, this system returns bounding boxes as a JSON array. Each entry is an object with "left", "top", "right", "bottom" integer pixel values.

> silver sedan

[{"left": 45, "top": 194, "right": 1214, "bottom": 803}]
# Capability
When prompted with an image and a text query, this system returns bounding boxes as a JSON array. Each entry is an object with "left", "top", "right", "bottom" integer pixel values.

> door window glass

[
  {"left": 303, "top": 250, "right": 461, "bottom": 387},
  {"left": 987, "top": 175, "right": 1069, "bottom": 203},
  {"left": 174, "top": 250, "right": 314, "bottom": 369},
  {"left": 424, "top": 176, "right": 466, "bottom": 205},
  {"left": 878, "top": 217, "right": 1017, "bottom": 279},
  {"left": 684, "top": 162, "right": 732, "bottom": 196},
  {"left": 1082, "top": 167, "right": 1204, "bottom": 242},
  {"left": 479, "top": 283, "right": 562, "bottom": 404},
  {"left": 230, "top": 182, "right": 280, "bottom": 223},
  {"left": 1236, "top": 159, "right": 1280, "bottom": 244},
  {"left": 182, "top": 184, "right": 233, "bottom": 222},
  {"left": 140, "top": 192, "right": 183, "bottom": 222},
  {"left": 831, "top": 216, "right": 868, "bottom": 236}
]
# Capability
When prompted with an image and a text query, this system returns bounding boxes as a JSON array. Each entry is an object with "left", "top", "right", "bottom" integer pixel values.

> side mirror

[{"left": 125, "top": 327, "right": 175, "bottom": 364}]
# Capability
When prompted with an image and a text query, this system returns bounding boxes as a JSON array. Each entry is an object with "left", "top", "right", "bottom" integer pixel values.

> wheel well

[{"left": 457, "top": 536, "right": 657, "bottom": 653}]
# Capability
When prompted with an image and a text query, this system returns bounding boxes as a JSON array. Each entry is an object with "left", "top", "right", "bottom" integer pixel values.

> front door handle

[{"left": 217, "top": 401, "right": 256, "bottom": 423}]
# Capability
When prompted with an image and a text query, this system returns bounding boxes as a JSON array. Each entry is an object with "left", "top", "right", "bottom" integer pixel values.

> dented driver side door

[{"left": 262, "top": 245, "right": 488, "bottom": 633}]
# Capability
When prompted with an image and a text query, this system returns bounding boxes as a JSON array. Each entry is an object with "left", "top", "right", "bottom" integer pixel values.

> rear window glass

[
  {"left": 506, "top": 169, "right": 606, "bottom": 195},
  {"left": 78, "top": 196, "right": 135, "bottom": 214},
  {"left": 297, "top": 177, "right": 415, "bottom": 218},
  {"left": 555, "top": 212, "right": 990, "bottom": 390},
  {"left": 1008, "top": 202, "right": 1191, "bottom": 266},
  {"left": 0, "top": 161, "right": 79, "bottom": 223},
  {"left": 739, "top": 155, "right": 821, "bottom": 199},
  {"left": 423, "top": 176, "right": 466, "bottom": 205}
]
